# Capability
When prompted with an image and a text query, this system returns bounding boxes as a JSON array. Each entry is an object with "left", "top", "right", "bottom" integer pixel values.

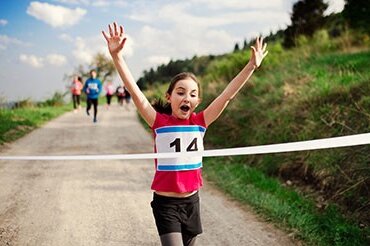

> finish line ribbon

[{"left": 0, "top": 133, "right": 369, "bottom": 161}]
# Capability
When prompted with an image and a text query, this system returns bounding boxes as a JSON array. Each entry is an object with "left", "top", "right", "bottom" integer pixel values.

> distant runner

[{"left": 83, "top": 69, "right": 102, "bottom": 123}]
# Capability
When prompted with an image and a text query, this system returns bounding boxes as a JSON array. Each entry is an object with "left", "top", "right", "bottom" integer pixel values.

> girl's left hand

[{"left": 250, "top": 37, "right": 268, "bottom": 68}]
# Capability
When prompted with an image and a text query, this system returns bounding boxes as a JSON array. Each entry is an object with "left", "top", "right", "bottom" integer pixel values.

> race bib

[
  {"left": 155, "top": 125, "right": 206, "bottom": 171},
  {"left": 88, "top": 83, "right": 98, "bottom": 91}
]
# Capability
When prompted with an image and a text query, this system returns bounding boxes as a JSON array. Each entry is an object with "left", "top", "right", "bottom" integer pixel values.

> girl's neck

[{"left": 171, "top": 113, "right": 190, "bottom": 121}]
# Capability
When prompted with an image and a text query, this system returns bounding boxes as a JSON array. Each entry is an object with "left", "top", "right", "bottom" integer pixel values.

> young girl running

[
  {"left": 102, "top": 22, "right": 268, "bottom": 246},
  {"left": 70, "top": 75, "right": 83, "bottom": 113}
]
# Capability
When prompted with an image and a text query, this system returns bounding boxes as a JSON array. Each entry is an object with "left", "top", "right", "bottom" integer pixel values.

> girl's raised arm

[
  {"left": 203, "top": 37, "right": 268, "bottom": 126},
  {"left": 102, "top": 22, "right": 156, "bottom": 127}
]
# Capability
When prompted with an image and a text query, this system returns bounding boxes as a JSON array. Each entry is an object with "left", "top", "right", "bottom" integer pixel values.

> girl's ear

[
  {"left": 165, "top": 93, "right": 171, "bottom": 103},
  {"left": 195, "top": 97, "right": 202, "bottom": 108}
]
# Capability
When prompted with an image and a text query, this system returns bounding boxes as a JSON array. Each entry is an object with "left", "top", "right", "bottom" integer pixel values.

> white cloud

[
  {"left": 91, "top": 0, "right": 110, "bottom": 7},
  {"left": 113, "top": 1, "right": 128, "bottom": 8},
  {"left": 19, "top": 54, "right": 44, "bottom": 68},
  {"left": 157, "top": 3, "right": 289, "bottom": 30},
  {"left": 135, "top": 24, "right": 235, "bottom": 74},
  {"left": 127, "top": 1, "right": 292, "bottom": 76},
  {"left": 325, "top": 0, "right": 345, "bottom": 15},
  {"left": 138, "top": 25, "right": 174, "bottom": 53},
  {"left": 54, "top": 0, "right": 90, "bottom": 5},
  {"left": 59, "top": 33, "right": 74, "bottom": 42},
  {"left": 0, "top": 19, "right": 8, "bottom": 26},
  {"left": 129, "top": 2, "right": 289, "bottom": 36},
  {"left": 133, "top": 4, "right": 286, "bottom": 62},
  {"left": 71, "top": 34, "right": 134, "bottom": 65},
  {"left": 203, "top": 29, "right": 235, "bottom": 49},
  {"left": 121, "top": 35, "right": 134, "bottom": 58},
  {"left": 46, "top": 54, "right": 67, "bottom": 66},
  {"left": 54, "top": 0, "right": 127, "bottom": 8},
  {"left": 189, "top": 0, "right": 283, "bottom": 10},
  {"left": 72, "top": 37, "right": 93, "bottom": 64},
  {"left": 0, "top": 35, "right": 23, "bottom": 46},
  {"left": 27, "top": 1, "right": 87, "bottom": 28},
  {"left": 147, "top": 56, "right": 171, "bottom": 66},
  {"left": 19, "top": 53, "right": 67, "bottom": 68},
  {"left": 0, "top": 35, "right": 31, "bottom": 50}
]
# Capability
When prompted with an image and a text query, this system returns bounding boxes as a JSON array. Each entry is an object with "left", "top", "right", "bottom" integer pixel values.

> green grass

[
  {"left": 203, "top": 157, "right": 370, "bottom": 245},
  {"left": 0, "top": 104, "right": 72, "bottom": 144}
]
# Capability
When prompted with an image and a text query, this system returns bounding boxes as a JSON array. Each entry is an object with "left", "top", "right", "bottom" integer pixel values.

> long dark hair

[{"left": 152, "top": 72, "right": 200, "bottom": 115}]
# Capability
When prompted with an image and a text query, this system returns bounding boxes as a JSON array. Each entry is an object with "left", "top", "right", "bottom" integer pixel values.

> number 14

[{"left": 169, "top": 138, "right": 198, "bottom": 152}]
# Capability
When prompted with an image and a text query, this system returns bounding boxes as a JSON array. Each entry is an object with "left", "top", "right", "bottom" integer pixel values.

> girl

[
  {"left": 70, "top": 75, "right": 83, "bottom": 113},
  {"left": 104, "top": 80, "right": 115, "bottom": 109},
  {"left": 102, "top": 22, "right": 268, "bottom": 246}
]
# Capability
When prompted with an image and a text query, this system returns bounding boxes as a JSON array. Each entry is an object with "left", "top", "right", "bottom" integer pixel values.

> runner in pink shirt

[
  {"left": 70, "top": 75, "right": 83, "bottom": 113},
  {"left": 104, "top": 81, "right": 115, "bottom": 109},
  {"left": 103, "top": 22, "right": 268, "bottom": 246}
]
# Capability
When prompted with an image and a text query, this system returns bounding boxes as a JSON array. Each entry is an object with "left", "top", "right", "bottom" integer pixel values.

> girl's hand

[
  {"left": 102, "top": 22, "right": 127, "bottom": 57},
  {"left": 250, "top": 37, "right": 268, "bottom": 68}
]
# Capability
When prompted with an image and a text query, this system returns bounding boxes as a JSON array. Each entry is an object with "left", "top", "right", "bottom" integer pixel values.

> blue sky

[{"left": 0, "top": 0, "right": 344, "bottom": 102}]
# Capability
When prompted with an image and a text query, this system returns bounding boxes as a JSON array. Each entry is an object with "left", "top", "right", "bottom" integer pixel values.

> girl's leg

[
  {"left": 160, "top": 232, "right": 183, "bottom": 246},
  {"left": 182, "top": 233, "right": 197, "bottom": 246},
  {"left": 72, "top": 95, "right": 77, "bottom": 109},
  {"left": 93, "top": 99, "right": 98, "bottom": 121},
  {"left": 107, "top": 95, "right": 112, "bottom": 105},
  {"left": 86, "top": 98, "right": 91, "bottom": 115},
  {"left": 76, "top": 95, "right": 80, "bottom": 106}
]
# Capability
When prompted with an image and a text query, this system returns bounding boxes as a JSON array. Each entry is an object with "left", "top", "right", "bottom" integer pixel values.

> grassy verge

[
  {"left": 203, "top": 157, "right": 370, "bottom": 245},
  {"left": 0, "top": 104, "right": 72, "bottom": 145},
  {"left": 201, "top": 49, "right": 370, "bottom": 217}
]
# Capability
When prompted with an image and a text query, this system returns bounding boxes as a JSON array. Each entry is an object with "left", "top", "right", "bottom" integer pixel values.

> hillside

[
  {"left": 140, "top": 31, "right": 370, "bottom": 244},
  {"left": 201, "top": 46, "right": 370, "bottom": 221}
]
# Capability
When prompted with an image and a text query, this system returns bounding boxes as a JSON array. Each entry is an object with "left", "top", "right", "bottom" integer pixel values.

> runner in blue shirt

[{"left": 83, "top": 69, "right": 102, "bottom": 123}]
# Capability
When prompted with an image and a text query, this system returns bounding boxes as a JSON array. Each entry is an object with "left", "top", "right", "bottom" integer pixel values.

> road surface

[{"left": 0, "top": 104, "right": 297, "bottom": 245}]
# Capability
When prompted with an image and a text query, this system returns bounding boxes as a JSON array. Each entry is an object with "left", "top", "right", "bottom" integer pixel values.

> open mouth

[{"left": 180, "top": 105, "right": 190, "bottom": 112}]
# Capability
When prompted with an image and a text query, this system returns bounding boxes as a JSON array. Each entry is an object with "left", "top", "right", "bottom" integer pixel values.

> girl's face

[{"left": 167, "top": 78, "right": 200, "bottom": 120}]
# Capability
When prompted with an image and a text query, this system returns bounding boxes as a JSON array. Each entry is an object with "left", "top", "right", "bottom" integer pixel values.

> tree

[
  {"left": 233, "top": 43, "right": 240, "bottom": 52},
  {"left": 283, "top": 0, "right": 328, "bottom": 47},
  {"left": 343, "top": 0, "right": 370, "bottom": 33},
  {"left": 242, "top": 39, "right": 248, "bottom": 50},
  {"left": 66, "top": 53, "right": 116, "bottom": 84},
  {"left": 64, "top": 53, "right": 117, "bottom": 100},
  {"left": 90, "top": 53, "right": 116, "bottom": 83}
]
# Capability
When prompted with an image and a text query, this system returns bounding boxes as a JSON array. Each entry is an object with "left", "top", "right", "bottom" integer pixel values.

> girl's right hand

[{"left": 102, "top": 22, "right": 127, "bottom": 57}]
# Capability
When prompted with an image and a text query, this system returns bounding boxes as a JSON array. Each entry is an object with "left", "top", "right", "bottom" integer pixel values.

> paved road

[{"left": 0, "top": 104, "right": 296, "bottom": 245}]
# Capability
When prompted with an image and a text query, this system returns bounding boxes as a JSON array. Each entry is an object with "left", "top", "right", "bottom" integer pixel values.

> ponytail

[{"left": 152, "top": 98, "right": 172, "bottom": 115}]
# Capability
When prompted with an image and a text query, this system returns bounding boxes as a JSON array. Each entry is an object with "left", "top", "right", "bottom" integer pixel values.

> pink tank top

[{"left": 151, "top": 111, "right": 207, "bottom": 193}]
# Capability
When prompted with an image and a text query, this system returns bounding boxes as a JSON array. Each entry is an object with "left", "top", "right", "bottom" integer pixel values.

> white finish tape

[{"left": 0, "top": 133, "right": 369, "bottom": 161}]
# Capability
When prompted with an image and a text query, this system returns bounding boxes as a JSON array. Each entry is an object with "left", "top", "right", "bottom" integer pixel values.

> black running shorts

[{"left": 151, "top": 192, "right": 203, "bottom": 236}]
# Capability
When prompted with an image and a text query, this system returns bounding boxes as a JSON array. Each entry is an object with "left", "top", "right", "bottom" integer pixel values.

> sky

[{"left": 0, "top": 0, "right": 345, "bottom": 102}]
